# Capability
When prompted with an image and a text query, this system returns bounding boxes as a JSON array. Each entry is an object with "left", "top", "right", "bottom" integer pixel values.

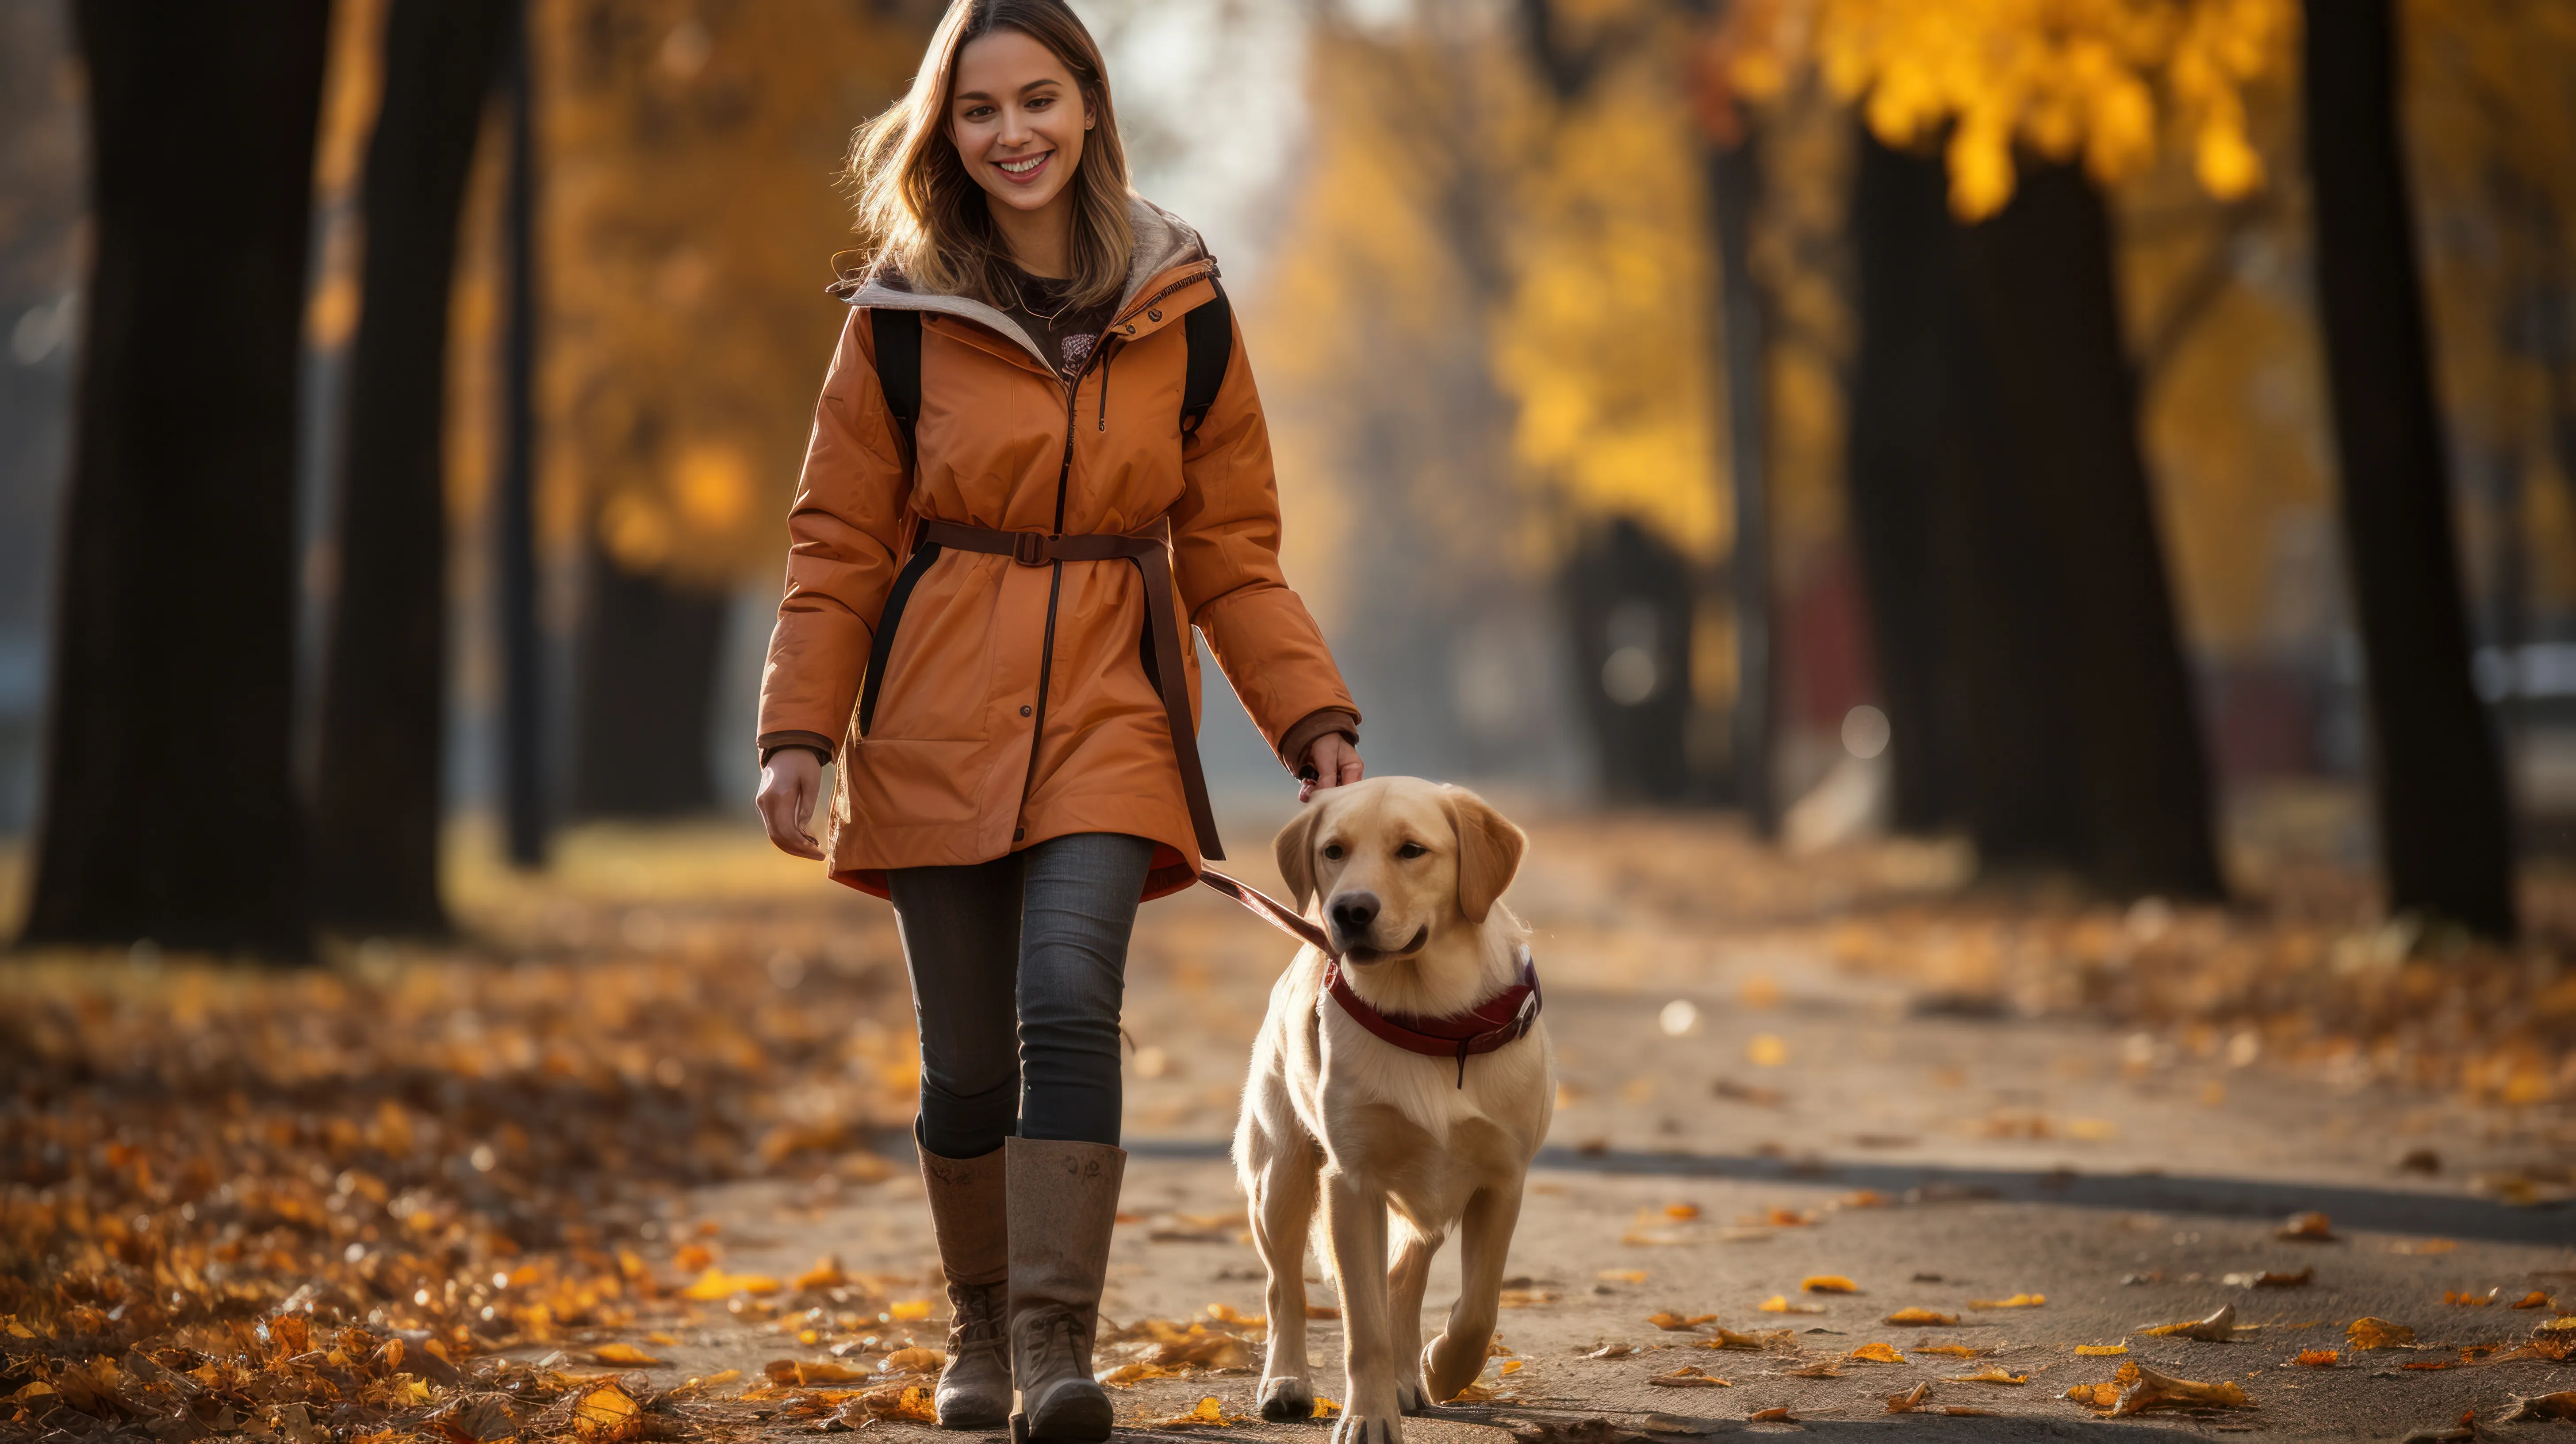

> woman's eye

[
  {"left": 1322, "top": 845, "right": 1345, "bottom": 861},
  {"left": 1027, "top": 96, "right": 1053, "bottom": 109},
  {"left": 1396, "top": 842, "right": 1427, "bottom": 860}
]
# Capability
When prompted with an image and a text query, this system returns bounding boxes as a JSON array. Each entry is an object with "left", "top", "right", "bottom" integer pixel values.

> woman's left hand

[{"left": 1300, "top": 734, "right": 1364, "bottom": 803}]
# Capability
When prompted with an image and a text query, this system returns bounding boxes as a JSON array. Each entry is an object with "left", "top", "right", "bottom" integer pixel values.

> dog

[{"left": 1232, "top": 777, "right": 1554, "bottom": 1444}]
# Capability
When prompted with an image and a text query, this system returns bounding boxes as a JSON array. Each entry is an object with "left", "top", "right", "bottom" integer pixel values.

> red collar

[
  {"left": 1322, "top": 945, "right": 1542, "bottom": 1087},
  {"left": 1196, "top": 868, "right": 1544, "bottom": 1087}
]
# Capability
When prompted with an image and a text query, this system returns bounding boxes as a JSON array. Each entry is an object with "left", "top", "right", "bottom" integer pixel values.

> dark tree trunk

[
  {"left": 1560, "top": 517, "right": 1693, "bottom": 803},
  {"left": 310, "top": 0, "right": 516, "bottom": 934},
  {"left": 1956, "top": 163, "right": 2224, "bottom": 899},
  {"left": 1842, "top": 140, "right": 2223, "bottom": 898},
  {"left": 571, "top": 559, "right": 726, "bottom": 818},
  {"left": 2303, "top": 0, "right": 2516, "bottom": 936},
  {"left": 498, "top": 7, "right": 548, "bottom": 868},
  {"left": 1844, "top": 130, "right": 1973, "bottom": 833},
  {"left": 1710, "top": 136, "right": 1775, "bottom": 831},
  {"left": 22, "top": 0, "right": 329, "bottom": 955}
]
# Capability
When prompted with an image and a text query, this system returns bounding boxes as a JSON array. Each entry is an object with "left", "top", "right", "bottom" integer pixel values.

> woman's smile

[{"left": 993, "top": 149, "right": 1053, "bottom": 184}]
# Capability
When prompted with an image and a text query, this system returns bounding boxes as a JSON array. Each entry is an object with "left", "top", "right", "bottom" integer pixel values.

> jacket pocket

[{"left": 842, "top": 737, "right": 989, "bottom": 826}]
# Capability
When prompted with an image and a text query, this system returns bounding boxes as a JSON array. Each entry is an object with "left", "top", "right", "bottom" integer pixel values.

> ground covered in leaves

[{"left": 3, "top": 792, "right": 2573, "bottom": 1441}]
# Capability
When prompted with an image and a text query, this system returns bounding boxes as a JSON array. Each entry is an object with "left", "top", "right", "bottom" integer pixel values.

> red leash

[{"left": 1197, "top": 868, "right": 1543, "bottom": 1088}]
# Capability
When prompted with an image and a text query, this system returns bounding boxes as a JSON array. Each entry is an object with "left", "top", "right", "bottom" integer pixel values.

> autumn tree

[
  {"left": 2302, "top": 0, "right": 2515, "bottom": 936},
  {"left": 24, "top": 0, "right": 331, "bottom": 954},
  {"left": 310, "top": 0, "right": 518, "bottom": 934}
]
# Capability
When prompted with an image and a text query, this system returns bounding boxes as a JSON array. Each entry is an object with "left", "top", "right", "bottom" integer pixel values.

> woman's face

[{"left": 948, "top": 29, "right": 1091, "bottom": 219}]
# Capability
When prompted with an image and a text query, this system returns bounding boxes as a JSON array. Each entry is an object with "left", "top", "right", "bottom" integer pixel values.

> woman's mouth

[{"left": 993, "top": 150, "right": 1052, "bottom": 185}]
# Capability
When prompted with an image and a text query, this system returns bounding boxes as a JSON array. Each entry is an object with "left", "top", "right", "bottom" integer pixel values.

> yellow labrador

[{"left": 1232, "top": 778, "right": 1554, "bottom": 1444}]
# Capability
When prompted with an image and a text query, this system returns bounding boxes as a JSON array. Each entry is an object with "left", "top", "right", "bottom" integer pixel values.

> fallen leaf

[
  {"left": 2443, "top": 1289, "right": 2496, "bottom": 1307},
  {"left": 1499, "top": 1360, "right": 1523, "bottom": 1375},
  {"left": 2347, "top": 1317, "right": 2417, "bottom": 1350},
  {"left": 572, "top": 1385, "right": 641, "bottom": 1444},
  {"left": 1144, "top": 1396, "right": 1242, "bottom": 1429},
  {"left": 2069, "top": 1361, "right": 2251, "bottom": 1416},
  {"left": 1801, "top": 1275, "right": 1860, "bottom": 1294},
  {"left": 765, "top": 1358, "right": 874, "bottom": 1385},
  {"left": 2542, "top": 1315, "right": 2576, "bottom": 1333},
  {"left": 1312, "top": 1398, "right": 1342, "bottom": 1418},
  {"left": 1598, "top": 1270, "right": 1648, "bottom": 1284},
  {"left": 1646, "top": 1366, "right": 1731, "bottom": 1388},
  {"left": 878, "top": 1347, "right": 946, "bottom": 1375},
  {"left": 1584, "top": 1342, "right": 1637, "bottom": 1360},
  {"left": 1917, "top": 1344, "right": 1989, "bottom": 1358},
  {"left": 1306, "top": 1304, "right": 1340, "bottom": 1319},
  {"left": 1967, "top": 1293, "right": 2045, "bottom": 1309},
  {"left": 1664, "top": 1203, "right": 1701, "bottom": 1220},
  {"left": 1697, "top": 1328, "right": 1783, "bottom": 1351},
  {"left": 2390, "top": 1239, "right": 2458, "bottom": 1255},
  {"left": 1747, "top": 1406, "right": 1794, "bottom": 1422},
  {"left": 889, "top": 1299, "right": 934, "bottom": 1322},
  {"left": 2223, "top": 1269, "right": 2312, "bottom": 1289},
  {"left": 674, "top": 1242, "right": 714, "bottom": 1272},
  {"left": 2138, "top": 1303, "right": 2238, "bottom": 1340},
  {"left": 679, "top": 1267, "right": 781, "bottom": 1301},
  {"left": 2295, "top": 1348, "right": 2340, "bottom": 1366},
  {"left": 794, "top": 1256, "right": 847, "bottom": 1291},
  {"left": 1099, "top": 1363, "right": 1182, "bottom": 1386},
  {"left": 2277, "top": 1211, "right": 2336, "bottom": 1241},
  {"left": 1845, "top": 1342, "right": 1905, "bottom": 1363},
  {"left": 646, "top": 1332, "right": 681, "bottom": 1347},
  {"left": 1499, "top": 1289, "right": 1557, "bottom": 1309},
  {"left": 1647, "top": 1312, "right": 1716, "bottom": 1331},
  {"left": 1756, "top": 1295, "right": 1822, "bottom": 1315},
  {"left": 1944, "top": 1366, "right": 2028, "bottom": 1385},
  {"left": 2510, "top": 1291, "right": 2554, "bottom": 1310},
  {"left": 1884, "top": 1308, "right": 1959, "bottom": 1326},
  {"left": 1780, "top": 1360, "right": 1841, "bottom": 1378},
  {"left": 2074, "top": 1344, "right": 2128, "bottom": 1356},
  {"left": 2404, "top": 1360, "right": 2460, "bottom": 1371},
  {"left": 2498, "top": 1392, "right": 2576, "bottom": 1422},
  {"left": 1883, "top": 1381, "right": 1932, "bottom": 1413},
  {"left": 590, "top": 1344, "right": 666, "bottom": 1367}
]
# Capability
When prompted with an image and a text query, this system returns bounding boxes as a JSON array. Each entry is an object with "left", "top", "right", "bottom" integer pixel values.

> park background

[{"left": 4, "top": 2, "right": 2576, "bottom": 1439}]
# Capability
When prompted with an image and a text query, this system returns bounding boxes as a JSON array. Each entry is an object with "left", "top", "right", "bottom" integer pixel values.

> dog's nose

[{"left": 1328, "top": 891, "right": 1380, "bottom": 941}]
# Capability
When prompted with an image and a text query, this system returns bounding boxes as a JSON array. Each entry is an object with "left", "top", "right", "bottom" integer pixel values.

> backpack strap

[
  {"left": 870, "top": 307, "right": 922, "bottom": 464},
  {"left": 1180, "top": 280, "right": 1233, "bottom": 448}
]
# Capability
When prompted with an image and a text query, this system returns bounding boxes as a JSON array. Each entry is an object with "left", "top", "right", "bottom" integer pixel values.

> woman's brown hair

[{"left": 846, "top": 0, "right": 1135, "bottom": 309}]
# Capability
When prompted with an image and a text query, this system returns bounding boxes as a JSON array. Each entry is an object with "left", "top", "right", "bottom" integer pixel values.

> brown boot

[
  {"left": 1004, "top": 1137, "right": 1125, "bottom": 1443},
  {"left": 920, "top": 1142, "right": 1011, "bottom": 1429}
]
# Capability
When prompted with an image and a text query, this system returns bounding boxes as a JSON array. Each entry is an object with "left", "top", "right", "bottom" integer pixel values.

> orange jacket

[{"left": 757, "top": 200, "right": 1356, "bottom": 900}]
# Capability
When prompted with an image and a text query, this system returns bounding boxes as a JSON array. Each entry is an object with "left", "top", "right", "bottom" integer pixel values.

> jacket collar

[{"left": 831, "top": 196, "right": 1215, "bottom": 373}]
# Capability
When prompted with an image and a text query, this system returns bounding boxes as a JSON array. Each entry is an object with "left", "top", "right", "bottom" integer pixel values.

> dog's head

[{"left": 1272, "top": 776, "right": 1526, "bottom": 964}]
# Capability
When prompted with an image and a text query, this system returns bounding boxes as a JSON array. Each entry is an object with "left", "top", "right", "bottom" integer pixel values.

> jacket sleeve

[
  {"left": 1169, "top": 309, "right": 1359, "bottom": 764},
  {"left": 756, "top": 307, "right": 914, "bottom": 753}
]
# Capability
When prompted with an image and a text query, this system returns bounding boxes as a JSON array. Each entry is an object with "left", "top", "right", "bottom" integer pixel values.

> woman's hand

[
  {"left": 755, "top": 749, "right": 828, "bottom": 859},
  {"left": 1300, "top": 734, "right": 1364, "bottom": 803}
]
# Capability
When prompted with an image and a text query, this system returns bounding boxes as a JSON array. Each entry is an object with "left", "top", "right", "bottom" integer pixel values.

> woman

[{"left": 751, "top": 2, "right": 1361, "bottom": 1438}]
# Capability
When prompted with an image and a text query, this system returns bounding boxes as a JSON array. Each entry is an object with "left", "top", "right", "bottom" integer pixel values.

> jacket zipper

[{"left": 1017, "top": 264, "right": 1219, "bottom": 826}]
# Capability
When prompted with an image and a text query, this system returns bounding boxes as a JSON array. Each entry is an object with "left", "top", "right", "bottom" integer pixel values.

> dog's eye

[
  {"left": 1396, "top": 842, "right": 1427, "bottom": 860},
  {"left": 1322, "top": 843, "right": 1345, "bottom": 861}
]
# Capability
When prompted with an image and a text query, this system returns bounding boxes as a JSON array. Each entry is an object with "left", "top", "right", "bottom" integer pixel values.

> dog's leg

[
  {"left": 1322, "top": 1167, "right": 1400, "bottom": 1444},
  {"left": 1422, "top": 1183, "right": 1522, "bottom": 1402},
  {"left": 1385, "top": 1218, "right": 1440, "bottom": 1411},
  {"left": 1250, "top": 1135, "right": 1320, "bottom": 1421}
]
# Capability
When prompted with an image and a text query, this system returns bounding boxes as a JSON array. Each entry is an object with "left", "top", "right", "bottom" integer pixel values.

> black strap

[
  {"left": 870, "top": 307, "right": 922, "bottom": 461},
  {"left": 1179, "top": 281, "right": 1233, "bottom": 446},
  {"left": 856, "top": 542, "right": 939, "bottom": 737}
]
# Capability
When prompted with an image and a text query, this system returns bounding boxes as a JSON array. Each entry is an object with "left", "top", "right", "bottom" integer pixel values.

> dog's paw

[
  {"left": 1259, "top": 1376, "right": 1317, "bottom": 1422},
  {"left": 1331, "top": 1411, "right": 1401, "bottom": 1444},
  {"left": 1394, "top": 1379, "right": 1426, "bottom": 1415},
  {"left": 1419, "top": 1333, "right": 1485, "bottom": 1404}
]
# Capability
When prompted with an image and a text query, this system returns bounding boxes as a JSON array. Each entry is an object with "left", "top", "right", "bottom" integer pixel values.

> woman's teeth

[{"left": 1000, "top": 154, "right": 1047, "bottom": 175}]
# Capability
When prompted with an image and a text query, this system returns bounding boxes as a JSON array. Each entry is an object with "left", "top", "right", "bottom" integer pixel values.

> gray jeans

[{"left": 888, "top": 831, "right": 1155, "bottom": 1158}]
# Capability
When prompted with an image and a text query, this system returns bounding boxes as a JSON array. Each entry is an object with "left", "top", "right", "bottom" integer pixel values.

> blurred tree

[
  {"left": 25, "top": 0, "right": 331, "bottom": 954},
  {"left": 531, "top": 0, "right": 929, "bottom": 815},
  {"left": 1560, "top": 517, "right": 1695, "bottom": 801},
  {"left": 311, "top": 0, "right": 518, "bottom": 933},
  {"left": 2302, "top": 0, "right": 2514, "bottom": 935}
]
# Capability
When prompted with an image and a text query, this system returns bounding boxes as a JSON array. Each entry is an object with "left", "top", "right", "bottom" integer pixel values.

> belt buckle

[{"left": 1012, "top": 532, "right": 1051, "bottom": 566}]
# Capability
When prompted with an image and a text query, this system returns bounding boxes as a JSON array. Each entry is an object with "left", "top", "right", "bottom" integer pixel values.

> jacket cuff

[
  {"left": 758, "top": 730, "right": 839, "bottom": 767},
  {"left": 1276, "top": 708, "right": 1359, "bottom": 774}
]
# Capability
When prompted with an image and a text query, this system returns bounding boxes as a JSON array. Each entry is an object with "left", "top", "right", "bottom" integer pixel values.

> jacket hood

[{"left": 832, "top": 196, "right": 1214, "bottom": 373}]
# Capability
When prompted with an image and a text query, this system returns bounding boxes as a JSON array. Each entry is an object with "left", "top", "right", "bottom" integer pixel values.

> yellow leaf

[
  {"left": 1801, "top": 1275, "right": 1860, "bottom": 1294},
  {"left": 1598, "top": 1270, "right": 1648, "bottom": 1284},
  {"left": 1646, "top": 1311, "right": 1716, "bottom": 1331},
  {"left": 1757, "top": 1295, "right": 1823, "bottom": 1315},
  {"left": 889, "top": 1299, "right": 933, "bottom": 1321},
  {"left": 1663, "top": 1203, "right": 1700, "bottom": 1220},
  {"left": 1916, "top": 1344, "right": 1987, "bottom": 1358},
  {"left": 679, "top": 1267, "right": 780, "bottom": 1301},
  {"left": 2295, "top": 1348, "right": 2338, "bottom": 1366},
  {"left": 1968, "top": 1293, "right": 2045, "bottom": 1310},
  {"left": 1885, "top": 1308, "right": 1959, "bottom": 1326},
  {"left": 1645, "top": 1366, "right": 1731, "bottom": 1388},
  {"left": 1944, "top": 1366, "right": 2028, "bottom": 1385},
  {"left": 1499, "top": 1360, "right": 1523, "bottom": 1375},
  {"left": 794, "top": 1256, "right": 847, "bottom": 1291},
  {"left": 645, "top": 1332, "right": 680, "bottom": 1347},
  {"left": 590, "top": 1344, "right": 666, "bottom": 1367},
  {"left": 1846, "top": 1341, "right": 1904, "bottom": 1363},
  {"left": 880, "top": 1347, "right": 945, "bottom": 1375},
  {"left": 573, "top": 1384, "right": 642, "bottom": 1443},
  {"left": 2074, "top": 1344, "right": 2128, "bottom": 1356},
  {"left": 1746, "top": 1035, "right": 1788, "bottom": 1067},
  {"left": 2346, "top": 1317, "right": 2415, "bottom": 1349}
]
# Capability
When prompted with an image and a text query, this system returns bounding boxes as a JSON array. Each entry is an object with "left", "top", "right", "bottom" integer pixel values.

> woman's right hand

[{"left": 755, "top": 749, "right": 828, "bottom": 859}]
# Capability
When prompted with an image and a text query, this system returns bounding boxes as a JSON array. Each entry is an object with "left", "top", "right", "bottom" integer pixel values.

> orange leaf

[
  {"left": 1967, "top": 1293, "right": 2044, "bottom": 1309},
  {"left": 1756, "top": 1295, "right": 1822, "bottom": 1315},
  {"left": 1801, "top": 1275, "right": 1860, "bottom": 1294},
  {"left": 590, "top": 1344, "right": 666, "bottom": 1367},
  {"left": 2295, "top": 1348, "right": 2339, "bottom": 1367},
  {"left": 1885, "top": 1308, "right": 1959, "bottom": 1326},
  {"left": 1646, "top": 1311, "right": 1715, "bottom": 1331},
  {"left": 1845, "top": 1341, "right": 1904, "bottom": 1363}
]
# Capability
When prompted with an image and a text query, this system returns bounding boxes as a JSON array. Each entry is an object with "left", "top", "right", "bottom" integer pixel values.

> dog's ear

[
  {"left": 1442, "top": 787, "right": 1526, "bottom": 923},
  {"left": 1273, "top": 801, "right": 1324, "bottom": 911}
]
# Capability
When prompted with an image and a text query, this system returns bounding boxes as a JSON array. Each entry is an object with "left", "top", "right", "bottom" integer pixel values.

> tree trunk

[
  {"left": 1844, "top": 130, "right": 1973, "bottom": 834},
  {"left": 571, "top": 559, "right": 726, "bottom": 818},
  {"left": 1560, "top": 517, "right": 1693, "bottom": 803},
  {"left": 1709, "top": 135, "right": 1775, "bottom": 831},
  {"left": 497, "top": 5, "right": 548, "bottom": 867},
  {"left": 2303, "top": 0, "right": 2516, "bottom": 936},
  {"left": 1957, "top": 162, "right": 2225, "bottom": 899},
  {"left": 22, "top": 0, "right": 329, "bottom": 955},
  {"left": 310, "top": 0, "right": 516, "bottom": 934}
]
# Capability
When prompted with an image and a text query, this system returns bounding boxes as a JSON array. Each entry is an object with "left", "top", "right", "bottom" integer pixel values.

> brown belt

[{"left": 916, "top": 518, "right": 1224, "bottom": 862}]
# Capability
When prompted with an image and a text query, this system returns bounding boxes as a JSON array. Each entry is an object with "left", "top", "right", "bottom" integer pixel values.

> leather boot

[
  {"left": 1004, "top": 1137, "right": 1125, "bottom": 1442},
  {"left": 919, "top": 1141, "right": 1011, "bottom": 1429}
]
